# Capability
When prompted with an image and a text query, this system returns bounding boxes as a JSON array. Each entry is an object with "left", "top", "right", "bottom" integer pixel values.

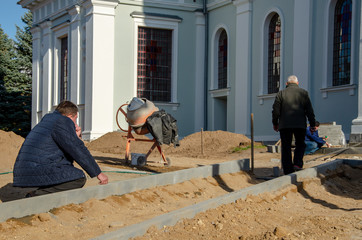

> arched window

[
  {"left": 267, "top": 14, "right": 281, "bottom": 94},
  {"left": 333, "top": 0, "right": 352, "bottom": 86},
  {"left": 218, "top": 30, "right": 227, "bottom": 89}
]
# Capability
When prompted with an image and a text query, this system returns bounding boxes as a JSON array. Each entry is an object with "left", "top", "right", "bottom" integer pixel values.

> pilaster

[
  {"left": 68, "top": 5, "right": 81, "bottom": 105},
  {"left": 233, "top": 0, "right": 252, "bottom": 134},
  {"left": 40, "top": 21, "right": 53, "bottom": 117},
  {"left": 350, "top": 1, "right": 362, "bottom": 142},
  {"left": 292, "top": 0, "right": 311, "bottom": 90},
  {"left": 30, "top": 26, "right": 41, "bottom": 127},
  {"left": 194, "top": 11, "right": 205, "bottom": 132},
  {"left": 82, "top": 0, "right": 118, "bottom": 140}
]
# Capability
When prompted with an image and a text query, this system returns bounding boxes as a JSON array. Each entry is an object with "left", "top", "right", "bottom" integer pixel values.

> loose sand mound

[
  {"left": 0, "top": 129, "right": 253, "bottom": 171},
  {"left": 87, "top": 130, "right": 253, "bottom": 158},
  {"left": 163, "top": 130, "right": 252, "bottom": 157},
  {"left": 86, "top": 131, "right": 151, "bottom": 154},
  {"left": 0, "top": 130, "right": 24, "bottom": 171}
]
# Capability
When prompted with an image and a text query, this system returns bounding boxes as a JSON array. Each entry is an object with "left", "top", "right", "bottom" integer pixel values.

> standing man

[
  {"left": 13, "top": 101, "right": 108, "bottom": 197},
  {"left": 272, "top": 75, "right": 316, "bottom": 174}
]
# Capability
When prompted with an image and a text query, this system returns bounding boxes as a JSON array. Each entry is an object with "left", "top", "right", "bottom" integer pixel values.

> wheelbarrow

[{"left": 116, "top": 98, "right": 171, "bottom": 166}]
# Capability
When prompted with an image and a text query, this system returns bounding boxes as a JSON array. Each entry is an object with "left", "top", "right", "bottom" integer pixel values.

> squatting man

[{"left": 13, "top": 101, "right": 108, "bottom": 197}]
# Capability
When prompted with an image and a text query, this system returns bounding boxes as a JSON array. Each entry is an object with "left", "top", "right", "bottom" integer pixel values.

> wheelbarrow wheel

[
  {"left": 137, "top": 155, "right": 147, "bottom": 167},
  {"left": 165, "top": 157, "right": 171, "bottom": 167}
]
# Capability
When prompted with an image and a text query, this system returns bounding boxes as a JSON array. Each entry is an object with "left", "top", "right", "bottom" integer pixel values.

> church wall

[
  {"left": 207, "top": 3, "right": 237, "bottom": 133},
  {"left": 250, "top": 0, "right": 296, "bottom": 141},
  {"left": 307, "top": 0, "right": 360, "bottom": 139},
  {"left": 113, "top": 2, "right": 204, "bottom": 138}
]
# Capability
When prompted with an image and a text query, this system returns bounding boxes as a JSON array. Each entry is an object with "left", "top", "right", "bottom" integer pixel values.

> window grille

[
  {"left": 137, "top": 27, "right": 172, "bottom": 102},
  {"left": 333, "top": 0, "right": 351, "bottom": 86},
  {"left": 218, "top": 30, "right": 227, "bottom": 89},
  {"left": 60, "top": 37, "right": 68, "bottom": 102},
  {"left": 267, "top": 14, "right": 281, "bottom": 94}
]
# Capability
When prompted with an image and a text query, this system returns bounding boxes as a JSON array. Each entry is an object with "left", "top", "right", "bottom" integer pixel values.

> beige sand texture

[{"left": 0, "top": 130, "right": 361, "bottom": 240}]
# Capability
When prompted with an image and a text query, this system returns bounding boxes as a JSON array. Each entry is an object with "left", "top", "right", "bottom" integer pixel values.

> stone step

[{"left": 318, "top": 123, "right": 346, "bottom": 147}]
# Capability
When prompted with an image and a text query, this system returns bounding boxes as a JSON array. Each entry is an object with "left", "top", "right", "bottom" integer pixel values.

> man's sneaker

[{"left": 293, "top": 165, "right": 303, "bottom": 171}]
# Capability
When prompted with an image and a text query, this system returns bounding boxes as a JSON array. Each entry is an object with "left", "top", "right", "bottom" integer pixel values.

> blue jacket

[
  {"left": 305, "top": 126, "right": 325, "bottom": 147},
  {"left": 13, "top": 111, "right": 101, "bottom": 187}
]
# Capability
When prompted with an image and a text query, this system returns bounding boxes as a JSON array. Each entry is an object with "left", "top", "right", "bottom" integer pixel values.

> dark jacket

[
  {"left": 13, "top": 111, "right": 101, "bottom": 187},
  {"left": 272, "top": 83, "right": 316, "bottom": 130},
  {"left": 146, "top": 110, "right": 179, "bottom": 146},
  {"left": 305, "top": 126, "right": 325, "bottom": 147}
]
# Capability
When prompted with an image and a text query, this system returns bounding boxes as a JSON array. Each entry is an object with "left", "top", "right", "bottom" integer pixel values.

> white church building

[{"left": 18, "top": 0, "right": 362, "bottom": 142}]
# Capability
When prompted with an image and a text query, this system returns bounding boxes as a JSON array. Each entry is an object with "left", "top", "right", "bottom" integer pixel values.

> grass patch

[{"left": 232, "top": 144, "right": 266, "bottom": 153}]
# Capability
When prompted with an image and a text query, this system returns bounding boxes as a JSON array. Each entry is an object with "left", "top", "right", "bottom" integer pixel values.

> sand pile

[
  {"left": 0, "top": 129, "right": 254, "bottom": 170},
  {"left": 86, "top": 131, "right": 151, "bottom": 154},
  {"left": 87, "top": 130, "right": 253, "bottom": 158},
  {"left": 163, "top": 130, "right": 252, "bottom": 157},
  {"left": 0, "top": 130, "right": 24, "bottom": 171}
]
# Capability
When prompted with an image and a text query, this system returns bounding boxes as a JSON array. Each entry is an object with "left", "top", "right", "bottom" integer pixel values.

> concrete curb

[
  {"left": 317, "top": 147, "right": 362, "bottom": 154},
  {"left": 92, "top": 159, "right": 362, "bottom": 240},
  {"left": 0, "top": 159, "right": 250, "bottom": 222}
]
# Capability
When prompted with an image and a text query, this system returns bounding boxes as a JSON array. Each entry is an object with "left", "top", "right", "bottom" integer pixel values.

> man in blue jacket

[
  {"left": 305, "top": 121, "right": 330, "bottom": 155},
  {"left": 13, "top": 101, "right": 108, "bottom": 197}
]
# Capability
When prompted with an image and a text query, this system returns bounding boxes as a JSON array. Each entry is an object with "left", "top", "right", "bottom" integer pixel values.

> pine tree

[
  {"left": 0, "top": 11, "right": 32, "bottom": 137},
  {"left": 0, "top": 26, "right": 16, "bottom": 133}
]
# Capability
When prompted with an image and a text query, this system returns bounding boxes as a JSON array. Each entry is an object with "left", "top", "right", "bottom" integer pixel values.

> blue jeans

[{"left": 304, "top": 141, "right": 319, "bottom": 155}]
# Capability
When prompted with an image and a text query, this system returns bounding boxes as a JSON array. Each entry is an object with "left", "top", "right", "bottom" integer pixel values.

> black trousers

[
  {"left": 30, "top": 177, "right": 86, "bottom": 197},
  {"left": 279, "top": 128, "right": 306, "bottom": 175}
]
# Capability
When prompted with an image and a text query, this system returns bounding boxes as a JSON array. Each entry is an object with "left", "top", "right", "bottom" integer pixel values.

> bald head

[{"left": 287, "top": 75, "right": 299, "bottom": 84}]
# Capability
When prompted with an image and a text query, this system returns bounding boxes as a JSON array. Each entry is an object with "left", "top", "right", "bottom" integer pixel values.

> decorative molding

[
  {"left": 257, "top": 93, "right": 276, "bottom": 105},
  {"left": 155, "top": 102, "right": 180, "bottom": 111},
  {"left": 208, "top": 0, "right": 233, "bottom": 11},
  {"left": 117, "top": 0, "right": 201, "bottom": 12},
  {"left": 130, "top": 11, "right": 182, "bottom": 22},
  {"left": 51, "top": 20, "right": 70, "bottom": 32},
  {"left": 209, "top": 88, "right": 230, "bottom": 98},
  {"left": 320, "top": 84, "right": 356, "bottom": 98},
  {"left": 233, "top": 0, "right": 253, "bottom": 15}
]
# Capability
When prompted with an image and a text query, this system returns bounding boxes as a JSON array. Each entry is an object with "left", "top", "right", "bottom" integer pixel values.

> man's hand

[
  {"left": 273, "top": 125, "right": 279, "bottom": 132},
  {"left": 325, "top": 142, "right": 331, "bottom": 148},
  {"left": 97, "top": 172, "right": 108, "bottom": 185},
  {"left": 75, "top": 123, "right": 82, "bottom": 139}
]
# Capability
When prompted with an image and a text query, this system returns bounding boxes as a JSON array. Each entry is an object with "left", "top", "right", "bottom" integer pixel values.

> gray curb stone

[{"left": 0, "top": 158, "right": 250, "bottom": 222}]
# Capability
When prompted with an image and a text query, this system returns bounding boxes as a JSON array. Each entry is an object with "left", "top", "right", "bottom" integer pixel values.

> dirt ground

[{"left": 0, "top": 130, "right": 361, "bottom": 239}]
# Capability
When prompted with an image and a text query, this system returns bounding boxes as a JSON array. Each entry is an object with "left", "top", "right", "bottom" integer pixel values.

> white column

[
  {"left": 82, "top": 0, "right": 117, "bottom": 140},
  {"left": 194, "top": 12, "right": 205, "bottom": 132},
  {"left": 40, "top": 21, "right": 53, "bottom": 116},
  {"left": 292, "top": 0, "right": 311, "bottom": 89},
  {"left": 233, "top": 0, "right": 252, "bottom": 134},
  {"left": 350, "top": 2, "right": 362, "bottom": 142},
  {"left": 68, "top": 5, "right": 81, "bottom": 105},
  {"left": 30, "top": 27, "right": 41, "bottom": 127}
]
